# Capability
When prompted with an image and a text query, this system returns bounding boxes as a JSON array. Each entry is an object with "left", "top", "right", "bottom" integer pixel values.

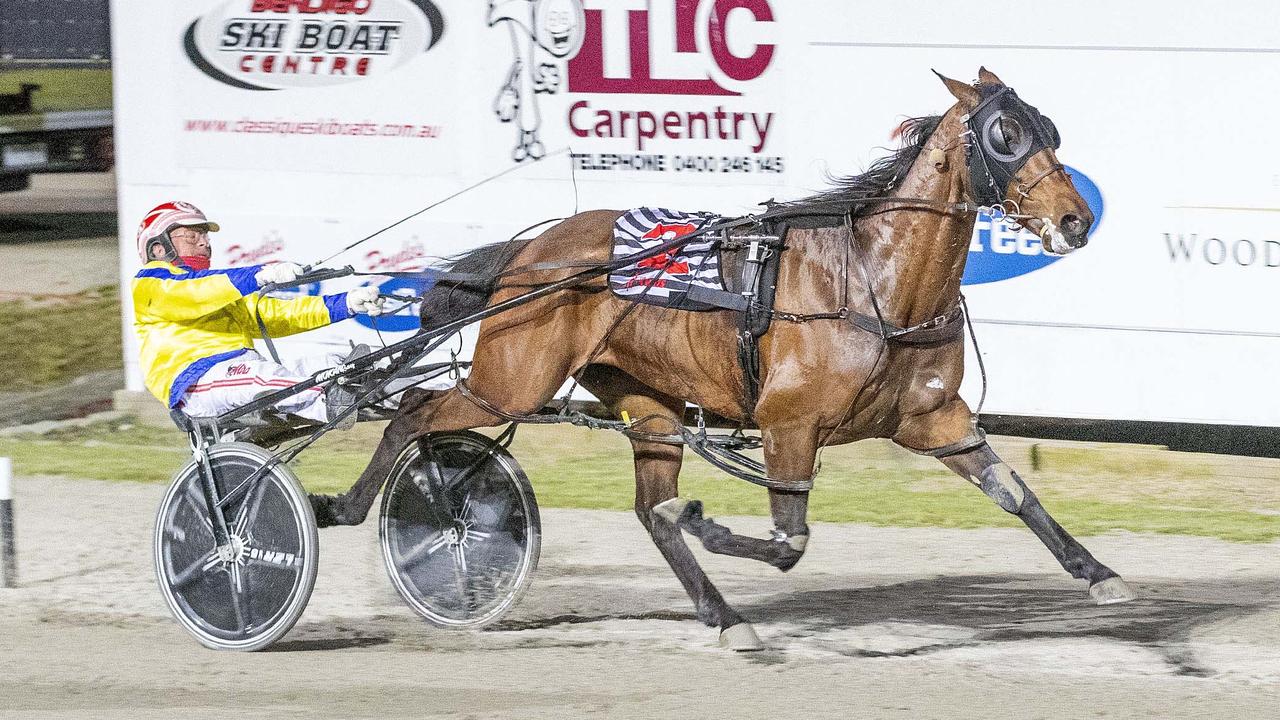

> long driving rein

[{"left": 291, "top": 83, "right": 1066, "bottom": 488}]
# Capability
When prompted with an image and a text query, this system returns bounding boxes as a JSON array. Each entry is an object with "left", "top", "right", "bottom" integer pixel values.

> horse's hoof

[
  {"left": 719, "top": 622, "right": 764, "bottom": 652},
  {"left": 1089, "top": 576, "right": 1137, "bottom": 605},
  {"left": 308, "top": 493, "right": 340, "bottom": 528},
  {"left": 652, "top": 498, "right": 690, "bottom": 525}
]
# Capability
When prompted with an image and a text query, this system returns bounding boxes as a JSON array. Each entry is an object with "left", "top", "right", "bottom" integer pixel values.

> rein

[{"left": 355, "top": 191, "right": 996, "bottom": 346}]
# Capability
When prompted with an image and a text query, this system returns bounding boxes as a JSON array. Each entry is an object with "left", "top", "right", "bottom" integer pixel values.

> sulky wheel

[
  {"left": 379, "top": 430, "right": 540, "bottom": 629},
  {"left": 153, "top": 442, "right": 318, "bottom": 651}
]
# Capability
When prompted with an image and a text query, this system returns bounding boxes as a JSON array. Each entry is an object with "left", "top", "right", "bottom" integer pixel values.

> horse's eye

[
  {"left": 993, "top": 116, "right": 1023, "bottom": 154},
  {"left": 984, "top": 114, "right": 1031, "bottom": 160}
]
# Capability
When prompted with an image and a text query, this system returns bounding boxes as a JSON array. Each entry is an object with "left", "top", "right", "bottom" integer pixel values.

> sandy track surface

[
  {"left": 0, "top": 173, "right": 116, "bottom": 216},
  {"left": 0, "top": 172, "right": 117, "bottom": 299},
  {"left": 1, "top": 475, "right": 1278, "bottom": 719}
]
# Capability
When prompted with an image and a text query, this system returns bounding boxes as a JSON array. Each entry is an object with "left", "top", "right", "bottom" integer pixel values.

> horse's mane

[{"left": 778, "top": 115, "right": 943, "bottom": 217}]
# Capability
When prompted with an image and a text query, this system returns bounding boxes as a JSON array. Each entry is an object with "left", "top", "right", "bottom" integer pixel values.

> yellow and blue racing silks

[{"left": 132, "top": 260, "right": 353, "bottom": 407}]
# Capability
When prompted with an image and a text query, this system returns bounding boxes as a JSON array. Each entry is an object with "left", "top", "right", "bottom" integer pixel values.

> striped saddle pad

[{"left": 608, "top": 207, "right": 727, "bottom": 311}]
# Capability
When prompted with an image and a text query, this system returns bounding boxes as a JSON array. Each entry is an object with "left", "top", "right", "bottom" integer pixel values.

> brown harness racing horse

[{"left": 313, "top": 68, "right": 1136, "bottom": 649}]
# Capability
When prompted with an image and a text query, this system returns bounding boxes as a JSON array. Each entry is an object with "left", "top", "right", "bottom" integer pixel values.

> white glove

[
  {"left": 255, "top": 262, "right": 303, "bottom": 288},
  {"left": 346, "top": 285, "right": 386, "bottom": 316}
]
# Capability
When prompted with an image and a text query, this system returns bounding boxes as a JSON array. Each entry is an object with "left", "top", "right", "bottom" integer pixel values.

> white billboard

[{"left": 111, "top": 0, "right": 1280, "bottom": 427}]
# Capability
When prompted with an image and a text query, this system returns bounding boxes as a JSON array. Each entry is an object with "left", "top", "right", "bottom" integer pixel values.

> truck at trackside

[
  {"left": 0, "top": 0, "right": 114, "bottom": 191},
  {"left": 0, "top": 85, "right": 113, "bottom": 191}
]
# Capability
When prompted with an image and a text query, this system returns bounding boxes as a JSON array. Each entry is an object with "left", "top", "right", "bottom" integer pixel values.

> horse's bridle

[{"left": 753, "top": 85, "right": 1071, "bottom": 231}]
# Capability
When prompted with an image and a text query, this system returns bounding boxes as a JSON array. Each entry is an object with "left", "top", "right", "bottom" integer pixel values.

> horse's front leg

[
  {"left": 655, "top": 422, "right": 816, "bottom": 573},
  {"left": 938, "top": 441, "right": 1137, "bottom": 604}
]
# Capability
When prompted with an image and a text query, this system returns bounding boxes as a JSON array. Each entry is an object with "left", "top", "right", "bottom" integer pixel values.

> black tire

[
  {"left": 153, "top": 442, "right": 318, "bottom": 651},
  {"left": 0, "top": 174, "right": 30, "bottom": 193},
  {"left": 379, "top": 431, "right": 540, "bottom": 628}
]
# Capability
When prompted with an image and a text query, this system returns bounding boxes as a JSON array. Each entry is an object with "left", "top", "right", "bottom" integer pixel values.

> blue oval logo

[
  {"left": 960, "top": 165, "right": 1104, "bottom": 286},
  {"left": 354, "top": 277, "right": 426, "bottom": 332}
]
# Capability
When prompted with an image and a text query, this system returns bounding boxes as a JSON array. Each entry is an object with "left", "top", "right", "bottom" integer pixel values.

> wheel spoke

[
  {"left": 236, "top": 475, "right": 272, "bottom": 535},
  {"left": 452, "top": 543, "right": 469, "bottom": 604},
  {"left": 408, "top": 467, "right": 434, "bottom": 496},
  {"left": 228, "top": 562, "right": 249, "bottom": 633},
  {"left": 180, "top": 479, "right": 218, "bottom": 538},
  {"left": 166, "top": 520, "right": 210, "bottom": 545},
  {"left": 184, "top": 479, "right": 205, "bottom": 511},
  {"left": 454, "top": 544, "right": 468, "bottom": 576},
  {"left": 399, "top": 531, "right": 448, "bottom": 566},
  {"left": 170, "top": 551, "right": 218, "bottom": 589},
  {"left": 441, "top": 450, "right": 493, "bottom": 496},
  {"left": 407, "top": 466, "right": 456, "bottom": 529}
]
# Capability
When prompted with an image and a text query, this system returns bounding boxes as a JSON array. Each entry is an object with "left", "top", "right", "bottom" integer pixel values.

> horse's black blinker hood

[{"left": 964, "top": 85, "right": 1061, "bottom": 207}]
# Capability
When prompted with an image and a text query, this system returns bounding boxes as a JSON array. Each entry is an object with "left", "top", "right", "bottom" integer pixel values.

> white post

[{"left": 0, "top": 457, "right": 15, "bottom": 588}]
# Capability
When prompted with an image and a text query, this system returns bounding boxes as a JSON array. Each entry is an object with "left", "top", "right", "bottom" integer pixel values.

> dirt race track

[
  {"left": 1, "top": 173, "right": 1279, "bottom": 717},
  {"left": 0, "top": 476, "right": 1277, "bottom": 719}
]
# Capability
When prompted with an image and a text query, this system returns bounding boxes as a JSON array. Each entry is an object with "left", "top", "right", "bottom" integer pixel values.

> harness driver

[{"left": 131, "top": 201, "right": 385, "bottom": 428}]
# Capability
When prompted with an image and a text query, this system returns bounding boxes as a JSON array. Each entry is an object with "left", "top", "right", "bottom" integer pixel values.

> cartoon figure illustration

[{"left": 488, "top": 0, "right": 585, "bottom": 162}]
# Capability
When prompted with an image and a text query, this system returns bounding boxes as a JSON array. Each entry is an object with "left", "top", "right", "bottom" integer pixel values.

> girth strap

[{"left": 729, "top": 226, "right": 786, "bottom": 416}]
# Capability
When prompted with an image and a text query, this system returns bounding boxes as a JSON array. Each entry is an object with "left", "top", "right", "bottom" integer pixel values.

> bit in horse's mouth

[{"left": 1027, "top": 217, "right": 1076, "bottom": 256}]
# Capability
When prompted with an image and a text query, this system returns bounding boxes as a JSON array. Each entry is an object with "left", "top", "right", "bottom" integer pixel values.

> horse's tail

[{"left": 418, "top": 237, "right": 535, "bottom": 327}]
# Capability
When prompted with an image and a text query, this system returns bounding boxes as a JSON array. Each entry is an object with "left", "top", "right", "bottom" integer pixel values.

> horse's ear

[
  {"left": 933, "top": 69, "right": 980, "bottom": 107},
  {"left": 977, "top": 66, "right": 1005, "bottom": 87}
]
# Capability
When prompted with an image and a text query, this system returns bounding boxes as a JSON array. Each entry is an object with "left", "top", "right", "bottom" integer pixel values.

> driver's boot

[{"left": 325, "top": 343, "right": 370, "bottom": 430}]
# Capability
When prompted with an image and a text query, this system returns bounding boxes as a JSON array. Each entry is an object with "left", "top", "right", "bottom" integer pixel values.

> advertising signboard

[{"left": 111, "top": 0, "right": 1280, "bottom": 428}]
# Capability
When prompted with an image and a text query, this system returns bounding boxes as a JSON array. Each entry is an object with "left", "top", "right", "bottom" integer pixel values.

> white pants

[{"left": 178, "top": 350, "right": 338, "bottom": 423}]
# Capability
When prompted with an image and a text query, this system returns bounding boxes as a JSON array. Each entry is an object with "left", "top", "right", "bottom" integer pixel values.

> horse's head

[{"left": 936, "top": 68, "right": 1092, "bottom": 254}]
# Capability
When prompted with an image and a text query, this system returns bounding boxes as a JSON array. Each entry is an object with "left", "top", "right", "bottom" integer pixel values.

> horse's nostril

[{"left": 1060, "top": 214, "right": 1085, "bottom": 237}]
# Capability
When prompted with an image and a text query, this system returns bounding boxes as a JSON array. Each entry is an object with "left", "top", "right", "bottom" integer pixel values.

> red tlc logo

[{"left": 568, "top": 0, "right": 776, "bottom": 96}]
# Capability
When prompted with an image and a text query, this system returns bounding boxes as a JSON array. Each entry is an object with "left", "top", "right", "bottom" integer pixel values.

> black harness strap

[
  {"left": 453, "top": 379, "right": 814, "bottom": 491},
  {"left": 255, "top": 309, "right": 283, "bottom": 364},
  {"left": 686, "top": 284, "right": 749, "bottom": 312},
  {"left": 902, "top": 426, "right": 989, "bottom": 458},
  {"left": 731, "top": 224, "right": 786, "bottom": 414},
  {"left": 770, "top": 303, "right": 966, "bottom": 344}
]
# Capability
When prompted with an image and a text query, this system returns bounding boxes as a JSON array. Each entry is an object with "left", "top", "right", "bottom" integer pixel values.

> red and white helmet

[{"left": 136, "top": 201, "right": 221, "bottom": 263}]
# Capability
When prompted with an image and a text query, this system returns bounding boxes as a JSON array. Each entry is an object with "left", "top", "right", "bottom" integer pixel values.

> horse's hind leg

[
  {"left": 313, "top": 343, "right": 581, "bottom": 526},
  {"left": 309, "top": 386, "right": 510, "bottom": 526},
  {"left": 939, "top": 442, "right": 1137, "bottom": 604},
  {"left": 578, "top": 365, "right": 760, "bottom": 650},
  {"left": 655, "top": 422, "right": 817, "bottom": 573}
]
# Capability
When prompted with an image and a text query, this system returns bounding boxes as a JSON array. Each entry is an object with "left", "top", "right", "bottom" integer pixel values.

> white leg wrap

[
  {"left": 771, "top": 528, "right": 809, "bottom": 553},
  {"left": 981, "top": 463, "right": 1026, "bottom": 513},
  {"left": 652, "top": 497, "right": 690, "bottom": 524}
]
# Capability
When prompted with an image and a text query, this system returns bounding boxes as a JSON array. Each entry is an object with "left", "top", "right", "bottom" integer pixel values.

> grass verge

[
  {"left": 2, "top": 417, "right": 1277, "bottom": 543},
  {"left": 0, "top": 68, "right": 113, "bottom": 112},
  {"left": 0, "top": 286, "right": 123, "bottom": 391}
]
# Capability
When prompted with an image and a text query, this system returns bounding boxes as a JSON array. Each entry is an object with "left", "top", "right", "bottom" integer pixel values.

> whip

[{"left": 305, "top": 147, "right": 571, "bottom": 270}]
